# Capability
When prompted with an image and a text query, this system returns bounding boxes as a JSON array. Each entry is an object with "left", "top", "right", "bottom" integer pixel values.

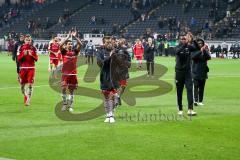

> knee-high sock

[
  {"left": 62, "top": 90, "right": 67, "bottom": 105},
  {"left": 68, "top": 94, "right": 74, "bottom": 108},
  {"left": 119, "top": 86, "right": 126, "bottom": 97},
  {"left": 27, "top": 86, "right": 33, "bottom": 98},
  {"left": 21, "top": 85, "right": 25, "bottom": 95},
  {"left": 108, "top": 98, "right": 114, "bottom": 117},
  {"left": 113, "top": 93, "right": 119, "bottom": 107},
  {"left": 104, "top": 98, "right": 110, "bottom": 117},
  {"left": 104, "top": 98, "right": 114, "bottom": 117}
]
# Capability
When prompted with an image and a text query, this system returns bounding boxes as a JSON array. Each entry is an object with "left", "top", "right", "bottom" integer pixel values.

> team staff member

[
  {"left": 175, "top": 33, "right": 197, "bottom": 116},
  {"left": 144, "top": 37, "right": 155, "bottom": 78},
  {"left": 85, "top": 40, "right": 95, "bottom": 65},
  {"left": 12, "top": 34, "right": 25, "bottom": 79},
  {"left": 191, "top": 39, "right": 211, "bottom": 106}
]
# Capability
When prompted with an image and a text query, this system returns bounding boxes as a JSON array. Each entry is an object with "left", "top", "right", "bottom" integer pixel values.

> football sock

[
  {"left": 104, "top": 98, "right": 110, "bottom": 116},
  {"left": 113, "top": 93, "right": 119, "bottom": 107},
  {"left": 62, "top": 91, "right": 67, "bottom": 105},
  {"left": 27, "top": 86, "right": 33, "bottom": 98},
  {"left": 21, "top": 85, "right": 25, "bottom": 95},
  {"left": 68, "top": 94, "right": 74, "bottom": 108},
  {"left": 108, "top": 98, "right": 114, "bottom": 117}
]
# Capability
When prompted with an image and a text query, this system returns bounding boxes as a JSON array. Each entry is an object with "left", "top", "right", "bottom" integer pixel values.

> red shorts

[
  {"left": 119, "top": 79, "right": 127, "bottom": 87},
  {"left": 50, "top": 58, "right": 59, "bottom": 67},
  {"left": 135, "top": 56, "right": 143, "bottom": 60},
  {"left": 102, "top": 89, "right": 117, "bottom": 97},
  {"left": 19, "top": 68, "right": 35, "bottom": 85},
  {"left": 61, "top": 75, "right": 78, "bottom": 90}
]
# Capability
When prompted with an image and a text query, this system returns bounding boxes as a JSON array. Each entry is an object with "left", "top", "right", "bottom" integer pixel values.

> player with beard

[
  {"left": 175, "top": 33, "right": 197, "bottom": 116},
  {"left": 97, "top": 36, "right": 130, "bottom": 123},
  {"left": 60, "top": 31, "right": 82, "bottom": 112},
  {"left": 17, "top": 35, "right": 38, "bottom": 106}
]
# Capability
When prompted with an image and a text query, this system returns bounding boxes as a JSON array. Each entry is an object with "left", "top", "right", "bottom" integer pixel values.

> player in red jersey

[
  {"left": 60, "top": 31, "right": 82, "bottom": 112},
  {"left": 133, "top": 39, "right": 144, "bottom": 69},
  {"left": 17, "top": 35, "right": 38, "bottom": 106},
  {"left": 48, "top": 36, "right": 61, "bottom": 78}
]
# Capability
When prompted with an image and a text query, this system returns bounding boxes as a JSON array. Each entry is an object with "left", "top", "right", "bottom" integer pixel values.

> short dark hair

[
  {"left": 102, "top": 36, "right": 111, "bottom": 43},
  {"left": 65, "top": 40, "right": 72, "bottom": 44},
  {"left": 196, "top": 38, "right": 205, "bottom": 45}
]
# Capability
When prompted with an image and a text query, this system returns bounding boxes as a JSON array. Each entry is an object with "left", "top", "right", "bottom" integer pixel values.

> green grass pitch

[{"left": 0, "top": 53, "right": 239, "bottom": 160}]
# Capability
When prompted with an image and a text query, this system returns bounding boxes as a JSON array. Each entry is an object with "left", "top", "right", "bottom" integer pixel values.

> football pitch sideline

[{"left": 0, "top": 53, "right": 239, "bottom": 160}]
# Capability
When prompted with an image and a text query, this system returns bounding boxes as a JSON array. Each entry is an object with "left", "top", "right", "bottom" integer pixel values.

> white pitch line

[
  {"left": 0, "top": 158, "right": 15, "bottom": 160},
  {"left": 0, "top": 85, "right": 49, "bottom": 90},
  {"left": 0, "top": 74, "right": 239, "bottom": 90}
]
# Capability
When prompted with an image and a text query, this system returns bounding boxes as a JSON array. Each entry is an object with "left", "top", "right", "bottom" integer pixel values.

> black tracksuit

[
  {"left": 191, "top": 49, "right": 211, "bottom": 103},
  {"left": 144, "top": 44, "right": 155, "bottom": 76},
  {"left": 12, "top": 41, "right": 24, "bottom": 74},
  {"left": 96, "top": 48, "right": 119, "bottom": 91},
  {"left": 116, "top": 46, "right": 131, "bottom": 81},
  {"left": 96, "top": 47, "right": 131, "bottom": 91},
  {"left": 175, "top": 43, "right": 195, "bottom": 110}
]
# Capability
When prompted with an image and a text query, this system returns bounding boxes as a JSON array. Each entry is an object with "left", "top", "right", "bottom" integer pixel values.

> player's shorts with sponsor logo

[
  {"left": 61, "top": 74, "right": 78, "bottom": 90},
  {"left": 19, "top": 67, "right": 35, "bottom": 84}
]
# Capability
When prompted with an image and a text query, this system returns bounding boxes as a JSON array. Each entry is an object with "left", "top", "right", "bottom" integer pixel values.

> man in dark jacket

[
  {"left": 191, "top": 39, "right": 211, "bottom": 106},
  {"left": 175, "top": 33, "right": 197, "bottom": 116},
  {"left": 216, "top": 44, "right": 221, "bottom": 58},
  {"left": 232, "top": 41, "right": 240, "bottom": 59},
  {"left": 85, "top": 40, "right": 95, "bottom": 65},
  {"left": 12, "top": 34, "right": 24, "bottom": 78},
  {"left": 144, "top": 37, "right": 155, "bottom": 78},
  {"left": 96, "top": 37, "right": 129, "bottom": 123}
]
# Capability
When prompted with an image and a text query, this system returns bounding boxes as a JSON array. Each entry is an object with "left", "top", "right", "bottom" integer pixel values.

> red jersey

[
  {"left": 18, "top": 44, "right": 38, "bottom": 68},
  {"left": 49, "top": 42, "right": 60, "bottom": 59},
  {"left": 61, "top": 49, "right": 79, "bottom": 75},
  {"left": 133, "top": 43, "right": 144, "bottom": 57}
]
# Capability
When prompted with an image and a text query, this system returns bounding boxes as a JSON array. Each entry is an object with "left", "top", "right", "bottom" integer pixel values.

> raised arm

[
  {"left": 72, "top": 30, "right": 82, "bottom": 53},
  {"left": 59, "top": 32, "right": 71, "bottom": 49}
]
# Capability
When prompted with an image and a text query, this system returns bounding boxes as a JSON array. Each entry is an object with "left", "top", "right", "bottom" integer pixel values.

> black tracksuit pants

[
  {"left": 175, "top": 71, "right": 193, "bottom": 110},
  {"left": 16, "top": 60, "right": 20, "bottom": 74},
  {"left": 146, "top": 61, "right": 154, "bottom": 76},
  {"left": 193, "top": 79, "right": 206, "bottom": 103}
]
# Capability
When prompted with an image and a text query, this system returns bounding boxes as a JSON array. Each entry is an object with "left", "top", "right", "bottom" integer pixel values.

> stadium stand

[
  {"left": 0, "top": 0, "right": 45, "bottom": 30},
  {"left": 213, "top": 8, "right": 240, "bottom": 40},
  {"left": 44, "top": 0, "right": 144, "bottom": 38},
  {"left": 0, "top": 0, "right": 240, "bottom": 40},
  {"left": 0, "top": 0, "right": 90, "bottom": 37},
  {"left": 123, "top": 0, "right": 228, "bottom": 38}
]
